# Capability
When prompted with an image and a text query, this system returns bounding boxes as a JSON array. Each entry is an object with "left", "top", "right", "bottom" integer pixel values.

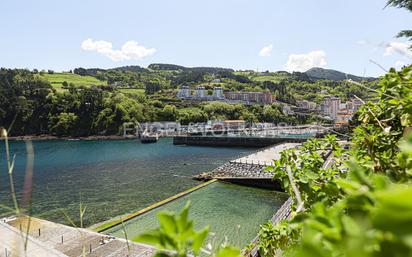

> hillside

[
  {"left": 40, "top": 72, "right": 107, "bottom": 91},
  {"left": 63, "top": 64, "right": 377, "bottom": 104},
  {"left": 148, "top": 63, "right": 234, "bottom": 73},
  {"left": 305, "top": 67, "right": 376, "bottom": 82}
]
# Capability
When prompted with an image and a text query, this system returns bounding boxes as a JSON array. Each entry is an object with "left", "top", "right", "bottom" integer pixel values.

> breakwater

[
  {"left": 194, "top": 163, "right": 282, "bottom": 189},
  {"left": 194, "top": 143, "right": 300, "bottom": 190},
  {"left": 195, "top": 163, "right": 271, "bottom": 179},
  {"left": 173, "top": 135, "right": 307, "bottom": 147}
]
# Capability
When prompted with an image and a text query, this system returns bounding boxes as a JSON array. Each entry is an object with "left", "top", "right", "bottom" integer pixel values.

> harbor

[
  {"left": 172, "top": 124, "right": 331, "bottom": 147},
  {"left": 1, "top": 138, "right": 316, "bottom": 256}
]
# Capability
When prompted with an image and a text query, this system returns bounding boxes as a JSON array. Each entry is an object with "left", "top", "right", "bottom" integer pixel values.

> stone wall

[{"left": 173, "top": 136, "right": 307, "bottom": 147}]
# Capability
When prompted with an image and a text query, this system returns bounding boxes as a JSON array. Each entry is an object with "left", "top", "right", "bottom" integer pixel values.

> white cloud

[
  {"left": 81, "top": 39, "right": 156, "bottom": 61},
  {"left": 284, "top": 50, "right": 327, "bottom": 72},
  {"left": 259, "top": 44, "right": 273, "bottom": 57},
  {"left": 384, "top": 42, "right": 412, "bottom": 59}
]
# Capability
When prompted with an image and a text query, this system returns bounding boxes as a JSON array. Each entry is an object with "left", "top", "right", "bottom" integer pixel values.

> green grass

[
  {"left": 234, "top": 71, "right": 290, "bottom": 83},
  {"left": 40, "top": 72, "right": 107, "bottom": 88},
  {"left": 251, "top": 75, "right": 286, "bottom": 83}
]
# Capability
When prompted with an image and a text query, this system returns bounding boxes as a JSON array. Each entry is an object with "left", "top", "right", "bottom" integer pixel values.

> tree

[
  {"left": 386, "top": 0, "right": 412, "bottom": 42},
  {"left": 240, "top": 110, "right": 258, "bottom": 123},
  {"left": 262, "top": 105, "right": 282, "bottom": 122},
  {"left": 145, "top": 81, "right": 162, "bottom": 94},
  {"left": 160, "top": 105, "right": 177, "bottom": 121},
  {"left": 73, "top": 67, "right": 88, "bottom": 76},
  {"left": 48, "top": 112, "right": 78, "bottom": 136}
]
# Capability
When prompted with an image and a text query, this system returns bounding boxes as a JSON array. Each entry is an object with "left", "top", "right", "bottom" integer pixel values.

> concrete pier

[
  {"left": 173, "top": 135, "right": 307, "bottom": 147},
  {"left": 232, "top": 143, "right": 300, "bottom": 166}
]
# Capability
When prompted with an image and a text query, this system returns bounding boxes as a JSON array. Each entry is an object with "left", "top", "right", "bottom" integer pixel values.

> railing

[{"left": 243, "top": 197, "right": 294, "bottom": 257}]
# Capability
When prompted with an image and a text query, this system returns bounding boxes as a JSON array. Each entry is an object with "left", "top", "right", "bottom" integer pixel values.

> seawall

[{"left": 173, "top": 136, "right": 307, "bottom": 147}]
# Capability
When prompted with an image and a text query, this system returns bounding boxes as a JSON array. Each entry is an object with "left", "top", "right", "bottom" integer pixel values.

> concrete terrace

[
  {"left": 4, "top": 216, "right": 156, "bottom": 257},
  {"left": 0, "top": 221, "right": 68, "bottom": 257},
  {"left": 232, "top": 143, "right": 300, "bottom": 166}
]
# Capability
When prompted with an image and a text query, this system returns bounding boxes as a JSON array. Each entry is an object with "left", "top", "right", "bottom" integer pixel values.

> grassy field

[
  {"left": 251, "top": 75, "right": 286, "bottom": 83},
  {"left": 234, "top": 71, "right": 289, "bottom": 83},
  {"left": 40, "top": 72, "right": 107, "bottom": 90}
]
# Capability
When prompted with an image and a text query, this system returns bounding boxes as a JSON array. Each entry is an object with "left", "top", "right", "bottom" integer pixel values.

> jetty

[{"left": 173, "top": 125, "right": 331, "bottom": 147}]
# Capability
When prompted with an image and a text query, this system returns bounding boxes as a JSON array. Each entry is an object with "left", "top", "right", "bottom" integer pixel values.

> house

[{"left": 224, "top": 120, "right": 246, "bottom": 130}]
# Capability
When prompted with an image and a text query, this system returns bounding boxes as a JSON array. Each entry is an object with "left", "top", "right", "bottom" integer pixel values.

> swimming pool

[{"left": 104, "top": 182, "right": 288, "bottom": 249}]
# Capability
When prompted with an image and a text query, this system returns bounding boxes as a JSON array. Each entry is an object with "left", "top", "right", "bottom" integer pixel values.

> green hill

[
  {"left": 40, "top": 72, "right": 107, "bottom": 91},
  {"left": 305, "top": 67, "right": 376, "bottom": 82}
]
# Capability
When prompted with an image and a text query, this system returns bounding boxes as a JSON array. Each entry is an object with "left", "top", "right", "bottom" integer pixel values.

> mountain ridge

[{"left": 304, "top": 67, "right": 376, "bottom": 82}]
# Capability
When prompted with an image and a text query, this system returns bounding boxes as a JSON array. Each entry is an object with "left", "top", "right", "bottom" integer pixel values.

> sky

[{"left": 1, "top": 0, "right": 411, "bottom": 77}]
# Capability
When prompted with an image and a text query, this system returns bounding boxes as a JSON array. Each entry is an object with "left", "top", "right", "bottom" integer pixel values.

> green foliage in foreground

[
  {"left": 257, "top": 65, "right": 412, "bottom": 257},
  {"left": 134, "top": 202, "right": 241, "bottom": 257}
]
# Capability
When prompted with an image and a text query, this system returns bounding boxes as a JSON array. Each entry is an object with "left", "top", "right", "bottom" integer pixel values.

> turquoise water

[
  {"left": 105, "top": 182, "right": 288, "bottom": 248},
  {"left": 0, "top": 138, "right": 256, "bottom": 226}
]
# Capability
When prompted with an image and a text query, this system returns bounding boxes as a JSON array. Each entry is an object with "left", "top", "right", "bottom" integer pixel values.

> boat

[{"left": 140, "top": 133, "right": 159, "bottom": 143}]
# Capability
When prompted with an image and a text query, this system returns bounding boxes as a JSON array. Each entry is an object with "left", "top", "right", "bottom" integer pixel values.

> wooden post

[
  {"left": 89, "top": 244, "right": 92, "bottom": 253},
  {"left": 38, "top": 228, "right": 41, "bottom": 237},
  {"left": 61, "top": 235, "right": 64, "bottom": 244}
]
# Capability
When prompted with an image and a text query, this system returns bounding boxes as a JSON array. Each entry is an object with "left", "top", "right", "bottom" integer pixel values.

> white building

[
  {"left": 297, "top": 100, "right": 317, "bottom": 110},
  {"left": 330, "top": 97, "right": 341, "bottom": 119},
  {"left": 282, "top": 105, "right": 294, "bottom": 115},
  {"left": 322, "top": 96, "right": 341, "bottom": 119},
  {"left": 353, "top": 99, "right": 363, "bottom": 111},
  {"left": 213, "top": 87, "right": 224, "bottom": 99},
  {"left": 177, "top": 85, "right": 190, "bottom": 98},
  {"left": 195, "top": 86, "right": 206, "bottom": 98}
]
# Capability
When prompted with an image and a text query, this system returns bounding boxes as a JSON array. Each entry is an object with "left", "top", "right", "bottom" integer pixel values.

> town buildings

[
  {"left": 224, "top": 91, "right": 275, "bottom": 105},
  {"left": 177, "top": 85, "right": 276, "bottom": 105},
  {"left": 321, "top": 96, "right": 341, "bottom": 119},
  {"left": 296, "top": 100, "right": 317, "bottom": 110},
  {"left": 321, "top": 96, "right": 363, "bottom": 126}
]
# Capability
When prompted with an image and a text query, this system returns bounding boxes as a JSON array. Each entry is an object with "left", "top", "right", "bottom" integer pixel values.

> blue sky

[{"left": 1, "top": 0, "right": 411, "bottom": 76}]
